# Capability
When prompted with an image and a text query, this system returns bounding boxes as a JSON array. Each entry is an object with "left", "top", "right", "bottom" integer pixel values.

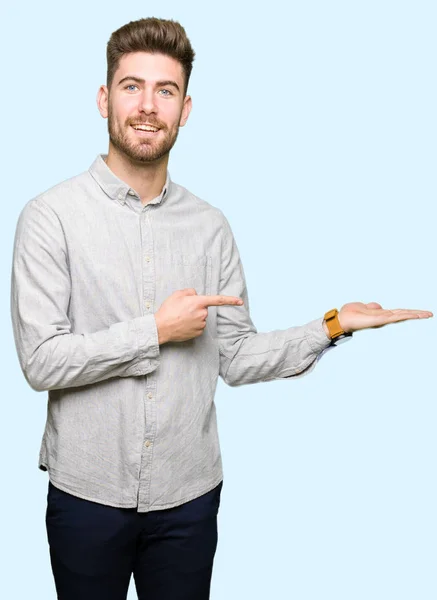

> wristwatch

[{"left": 324, "top": 308, "right": 353, "bottom": 345}]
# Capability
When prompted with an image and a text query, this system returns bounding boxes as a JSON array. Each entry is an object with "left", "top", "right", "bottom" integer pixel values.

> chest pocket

[{"left": 154, "top": 253, "right": 212, "bottom": 305}]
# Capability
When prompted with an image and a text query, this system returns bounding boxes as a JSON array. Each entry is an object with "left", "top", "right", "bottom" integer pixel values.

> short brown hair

[{"left": 106, "top": 17, "right": 195, "bottom": 96}]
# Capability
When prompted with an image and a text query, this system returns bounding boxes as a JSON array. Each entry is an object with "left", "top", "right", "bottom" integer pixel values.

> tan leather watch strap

[{"left": 324, "top": 308, "right": 345, "bottom": 339}]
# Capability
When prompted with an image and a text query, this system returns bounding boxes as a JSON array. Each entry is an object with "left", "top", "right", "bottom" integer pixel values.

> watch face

[{"left": 333, "top": 334, "right": 353, "bottom": 346}]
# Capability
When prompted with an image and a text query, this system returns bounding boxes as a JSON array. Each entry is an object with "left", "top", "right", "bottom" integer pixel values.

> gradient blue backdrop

[{"left": 2, "top": 1, "right": 436, "bottom": 598}]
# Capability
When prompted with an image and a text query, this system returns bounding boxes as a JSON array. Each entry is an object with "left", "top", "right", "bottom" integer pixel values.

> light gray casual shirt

[{"left": 10, "top": 153, "right": 332, "bottom": 512}]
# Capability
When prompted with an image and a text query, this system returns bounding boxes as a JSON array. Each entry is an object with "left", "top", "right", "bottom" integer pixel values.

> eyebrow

[{"left": 117, "top": 75, "right": 180, "bottom": 93}]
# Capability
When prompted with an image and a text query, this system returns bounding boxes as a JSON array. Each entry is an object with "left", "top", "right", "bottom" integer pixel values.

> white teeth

[{"left": 132, "top": 125, "right": 159, "bottom": 132}]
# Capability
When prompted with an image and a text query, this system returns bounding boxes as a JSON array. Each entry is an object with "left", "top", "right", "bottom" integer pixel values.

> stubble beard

[{"left": 107, "top": 102, "right": 180, "bottom": 164}]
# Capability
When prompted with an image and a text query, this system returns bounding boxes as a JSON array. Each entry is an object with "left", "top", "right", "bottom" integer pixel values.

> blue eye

[
  {"left": 159, "top": 89, "right": 172, "bottom": 96},
  {"left": 126, "top": 84, "right": 138, "bottom": 91}
]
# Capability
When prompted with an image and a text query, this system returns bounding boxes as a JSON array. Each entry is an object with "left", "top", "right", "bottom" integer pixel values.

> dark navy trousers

[{"left": 45, "top": 480, "right": 223, "bottom": 600}]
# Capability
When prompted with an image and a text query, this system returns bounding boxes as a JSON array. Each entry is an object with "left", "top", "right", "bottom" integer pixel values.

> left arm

[
  {"left": 216, "top": 213, "right": 332, "bottom": 386},
  {"left": 216, "top": 213, "right": 433, "bottom": 387}
]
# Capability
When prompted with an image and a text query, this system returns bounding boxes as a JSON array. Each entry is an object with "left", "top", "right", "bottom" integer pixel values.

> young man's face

[{"left": 98, "top": 52, "right": 192, "bottom": 163}]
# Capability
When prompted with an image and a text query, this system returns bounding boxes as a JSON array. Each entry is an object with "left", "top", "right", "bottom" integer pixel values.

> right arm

[{"left": 10, "top": 199, "right": 160, "bottom": 392}]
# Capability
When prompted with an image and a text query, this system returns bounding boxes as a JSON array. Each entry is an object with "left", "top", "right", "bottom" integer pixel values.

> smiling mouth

[{"left": 131, "top": 124, "right": 161, "bottom": 134}]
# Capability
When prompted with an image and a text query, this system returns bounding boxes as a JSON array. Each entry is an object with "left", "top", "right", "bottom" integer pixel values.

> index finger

[{"left": 197, "top": 295, "right": 244, "bottom": 307}]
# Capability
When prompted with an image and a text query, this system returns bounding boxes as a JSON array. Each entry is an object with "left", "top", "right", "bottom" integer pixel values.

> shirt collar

[{"left": 88, "top": 153, "right": 171, "bottom": 206}]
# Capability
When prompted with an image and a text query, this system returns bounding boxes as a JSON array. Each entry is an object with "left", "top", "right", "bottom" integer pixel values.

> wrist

[
  {"left": 337, "top": 310, "right": 353, "bottom": 334},
  {"left": 323, "top": 308, "right": 354, "bottom": 345},
  {"left": 154, "top": 315, "right": 170, "bottom": 345},
  {"left": 323, "top": 308, "right": 352, "bottom": 338}
]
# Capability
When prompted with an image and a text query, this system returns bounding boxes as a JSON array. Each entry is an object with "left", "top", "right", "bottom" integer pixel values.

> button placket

[
  {"left": 138, "top": 392, "right": 157, "bottom": 509},
  {"left": 137, "top": 208, "right": 158, "bottom": 510}
]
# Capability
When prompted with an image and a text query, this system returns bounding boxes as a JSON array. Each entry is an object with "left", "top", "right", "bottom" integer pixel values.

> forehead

[{"left": 114, "top": 52, "right": 184, "bottom": 85}]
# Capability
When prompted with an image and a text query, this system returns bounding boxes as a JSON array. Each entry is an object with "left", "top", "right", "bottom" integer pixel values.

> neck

[{"left": 105, "top": 142, "right": 169, "bottom": 205}]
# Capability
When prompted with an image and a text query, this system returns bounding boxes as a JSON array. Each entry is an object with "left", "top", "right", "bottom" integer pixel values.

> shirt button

[
  {"left": 145, "top": 301, "right": 151, "bottom": 309},
  {"left": 144, "top": 440, "right": 152, "bottom": 448},
  {"left": 128, "top": 189, "right": 135, "bottom": 196},
  {"left": 147, "top": 392, "right": 153, "bottom": 399},
  {"left": 145, "top": 256, "right": 151, "bottom": 263}
]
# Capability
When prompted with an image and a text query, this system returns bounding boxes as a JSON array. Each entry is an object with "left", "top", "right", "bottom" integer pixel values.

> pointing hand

[{"left": 155, "top": 288, "right": 244, "bottom": 344}]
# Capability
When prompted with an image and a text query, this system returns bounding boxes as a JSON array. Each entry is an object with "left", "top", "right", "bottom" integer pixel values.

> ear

[
  {"left": 179, "top": 95, "right": 192, "bottom": 127},
  {"left": 97, "top": 85, "right": 109, "bottom": 119}
]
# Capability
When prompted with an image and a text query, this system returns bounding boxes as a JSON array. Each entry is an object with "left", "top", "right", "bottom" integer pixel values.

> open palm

[{"left": 338, "top": 302, "right": 433, "bottom": 333}]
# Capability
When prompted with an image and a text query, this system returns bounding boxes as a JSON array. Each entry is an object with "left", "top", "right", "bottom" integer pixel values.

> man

[{"left": 10, "top": 16, "right": 432, "bottom": 600}]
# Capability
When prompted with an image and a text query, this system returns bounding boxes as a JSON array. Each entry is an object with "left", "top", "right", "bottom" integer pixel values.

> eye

[
  {"left": 125, "top": 84, "right": 138, "bottom": 91},
  {"left": 159, "top": 89, "right": 172, "bottom": 96}
]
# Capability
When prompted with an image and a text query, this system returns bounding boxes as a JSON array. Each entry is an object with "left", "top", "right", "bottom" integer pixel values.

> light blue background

[{"left": 1, "top": 1, "right": 435, "bottom": 598}]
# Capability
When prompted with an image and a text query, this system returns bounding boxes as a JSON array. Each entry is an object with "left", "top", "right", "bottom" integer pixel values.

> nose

[{"left": 138, "top": 87, "right": 157, "bottom": 115}]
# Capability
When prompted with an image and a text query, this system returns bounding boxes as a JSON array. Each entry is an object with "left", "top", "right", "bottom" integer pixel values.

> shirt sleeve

[
  {"left": 10, "top": 199, "right": 160, "bottom": 392},
  {"left": 216, "top": 212, "right": 332, "bottom": 386}
]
